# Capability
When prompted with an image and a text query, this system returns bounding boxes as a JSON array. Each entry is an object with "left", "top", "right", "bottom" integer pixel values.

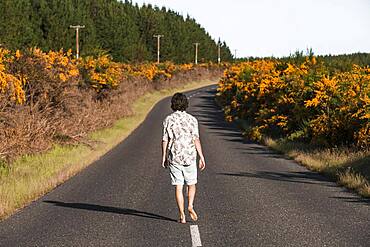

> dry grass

[
  {"left": 0, "top": 78, "right": 217, "bottom": 220},
  {"left": 0, "top": 66, "right": 221, "bottom": 162},
  {"left": 338, "top": 169, "right": 368, "bottom": 191},
  {"left": 264, "top": 137, "right": 370, "bottom": 197}
]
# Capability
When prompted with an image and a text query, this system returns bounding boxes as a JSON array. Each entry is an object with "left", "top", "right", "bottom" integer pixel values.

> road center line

[{"left": 190, "top": 225, "right": 202, "bottom": 247}]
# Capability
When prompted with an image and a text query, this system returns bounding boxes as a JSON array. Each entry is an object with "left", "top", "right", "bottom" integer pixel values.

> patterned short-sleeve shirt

[{"left": 162, "top": 111, "right": 199, "bottom": 166}]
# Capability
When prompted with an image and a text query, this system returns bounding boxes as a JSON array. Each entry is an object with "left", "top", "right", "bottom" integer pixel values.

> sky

[{"left": 131, "top": 0, "right": 370, "bottom": 58}]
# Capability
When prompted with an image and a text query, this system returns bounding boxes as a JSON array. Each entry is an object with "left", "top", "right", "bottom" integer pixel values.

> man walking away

[{"left": 161, "top": 92, "right": 206, "bottom": 224}]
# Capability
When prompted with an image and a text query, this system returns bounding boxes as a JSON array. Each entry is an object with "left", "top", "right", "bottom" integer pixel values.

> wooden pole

[
  {"left": 194, "top": 43, "right": 200, "bottom": 65},
  {"left": 153, "top": 34, "right": 164, "bottom": 63},
  {"left": 70, "top": 25, "right": 85, "bottom": 59}
]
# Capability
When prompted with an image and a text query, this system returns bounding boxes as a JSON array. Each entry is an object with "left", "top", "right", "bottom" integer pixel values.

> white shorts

[{"left": 169, "top": 164, "right": 197, "bottom": 185}]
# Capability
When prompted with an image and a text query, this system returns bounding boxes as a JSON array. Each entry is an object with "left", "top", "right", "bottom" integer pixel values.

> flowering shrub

[
  {"left": 217, "top": 57, "right": 370, "bottom": 147},
  {"left": 0, "top": 47, "right": 217, "bottom": 105},
  {"left": 0, "top": 48, "right": 26, "bottom": 104},
  {"left": 0, "top": 47, "right": 223, "bottom": 162},
  {"left": 80, "top": 55, "right": 121, "bottom": 91},
  {"left": 29, "top": 48, "right": 80, "bottom": 83}
]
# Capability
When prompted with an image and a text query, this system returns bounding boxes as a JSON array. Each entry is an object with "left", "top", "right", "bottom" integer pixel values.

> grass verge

[
  {"left": 0, "top": 79, "right": 217, "bottom": 220},
  {"left": 263, "top": 137, "right": 370, "bottom": 198},
  {"left": 231, "top": 117, "right": 370, "bottom": 198}
]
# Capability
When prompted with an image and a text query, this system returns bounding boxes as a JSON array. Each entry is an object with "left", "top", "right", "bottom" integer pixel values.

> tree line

[
  {"left": 240, "top": 49, "right": 370, "bottom": 73},
  {"left": 0, "top": 0, "right": 233, "bottom": 63}
]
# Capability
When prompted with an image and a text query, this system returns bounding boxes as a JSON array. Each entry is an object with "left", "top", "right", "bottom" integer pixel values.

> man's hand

[
  {"left": 199, "top": 156, "right": 206, "bottom": 171},
  {"left": 194, "top": 138, "right": 205, "bottom": 171},
  {"left": 161, "top": 157, "right": 168, "bottom": 168}
]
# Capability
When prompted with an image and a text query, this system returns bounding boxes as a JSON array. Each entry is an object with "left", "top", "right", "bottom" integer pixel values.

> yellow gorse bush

[
  {"left": 0, "top": 47, "right": 215, "bottom": 105},
  {"left": 217, "top": 57, "right": 370, "bottom": 147},
  {"left": 29, "top": 47, "right": 80, "bottom": 83},
  {"left": 0, "top": 48, "right": 26, "bottom": 104},
  {"left": 121, "top": 61, "right": 190, "bottom": 81},
  {"left": 81, "top": 55, "right": 122, "bottom": 90}
]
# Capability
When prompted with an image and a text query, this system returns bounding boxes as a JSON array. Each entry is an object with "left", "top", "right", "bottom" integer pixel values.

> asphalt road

[{"left": 0, "top": 85, "right": 369, "bottom": 247}]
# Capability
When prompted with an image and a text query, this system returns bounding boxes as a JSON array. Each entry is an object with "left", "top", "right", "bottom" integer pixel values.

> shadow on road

[
  {"left": 43, "top": 200, "right": 177, "bottom": 222},
  {"left": 217, "top": 171, "right": 334, "bottom": 186},
  {"left": 193, "top": 89, "right": 370, "bottom": 205},
  {"left": 191, "top": 89, "right": 290, "bottom": 161},
  {"left": 329, "top": 196, "right": 370, "bottom": 205},
  {"left": 191, "top": 89, "right": 247, "bottom": 143}
]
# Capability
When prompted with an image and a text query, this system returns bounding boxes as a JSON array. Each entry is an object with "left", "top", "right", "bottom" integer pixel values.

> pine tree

[{"left": 0, "top": 0, "right": 234, "bottom": 63}]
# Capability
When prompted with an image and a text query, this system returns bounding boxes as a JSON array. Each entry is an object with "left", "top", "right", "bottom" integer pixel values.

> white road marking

[{"left": 190, "top": 225, "right": 202, "bottom": 247}]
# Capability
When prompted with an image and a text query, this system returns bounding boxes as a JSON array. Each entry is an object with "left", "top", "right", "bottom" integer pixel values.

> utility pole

[
  {"left": 194, "top": 42, "right": 200, "bottom": 65},
  {"left": 217, "top": 43, "right": 221, "bottom": 64},
  {"left": 153, "top": 34, "right": 164, "bottom": 63},
  {"left": 234, "top": 49, "right": 237, "bottom": 61},
  {"left": 70, "top": 25, "right": 85, "bottom": 59}
]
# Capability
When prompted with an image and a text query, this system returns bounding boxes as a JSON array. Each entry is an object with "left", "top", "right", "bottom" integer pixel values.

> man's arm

[
  {"left": 194, "top": 138, "right": 206, "bottom": 171},
  {"left": 161, "top": 140, "right": 168, "bottom": 168}
]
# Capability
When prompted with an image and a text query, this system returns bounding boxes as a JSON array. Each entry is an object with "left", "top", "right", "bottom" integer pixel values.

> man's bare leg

[
  {"left": 175, "top": 185, "right": 186, "bottom": 223},
  {"left": 187, "top": 184, "right": 198, "bottom": 221}
]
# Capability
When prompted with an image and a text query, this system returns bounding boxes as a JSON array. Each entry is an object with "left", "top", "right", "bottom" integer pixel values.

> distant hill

[{"left": 0, "top": 0, "right": 233, "bottom": 63}]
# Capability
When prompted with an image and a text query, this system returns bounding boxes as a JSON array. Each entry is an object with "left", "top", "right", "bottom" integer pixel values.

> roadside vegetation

[
  {"left": 217, "top": 53, "right": 370, "bottom": 197},
  {"left": 0, "top": 46, "right": 222, "bottom": 220},
  {"left": 0, "top": 47, "right": 223, "bottom": 162},
  {"left": 0, "top": 0, "right": 231, "bottom": 221}
]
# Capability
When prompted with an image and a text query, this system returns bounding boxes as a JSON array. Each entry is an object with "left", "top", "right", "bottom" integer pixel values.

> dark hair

[{"left": 171, "top": 92, "right": 188, "bottom": 111}]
